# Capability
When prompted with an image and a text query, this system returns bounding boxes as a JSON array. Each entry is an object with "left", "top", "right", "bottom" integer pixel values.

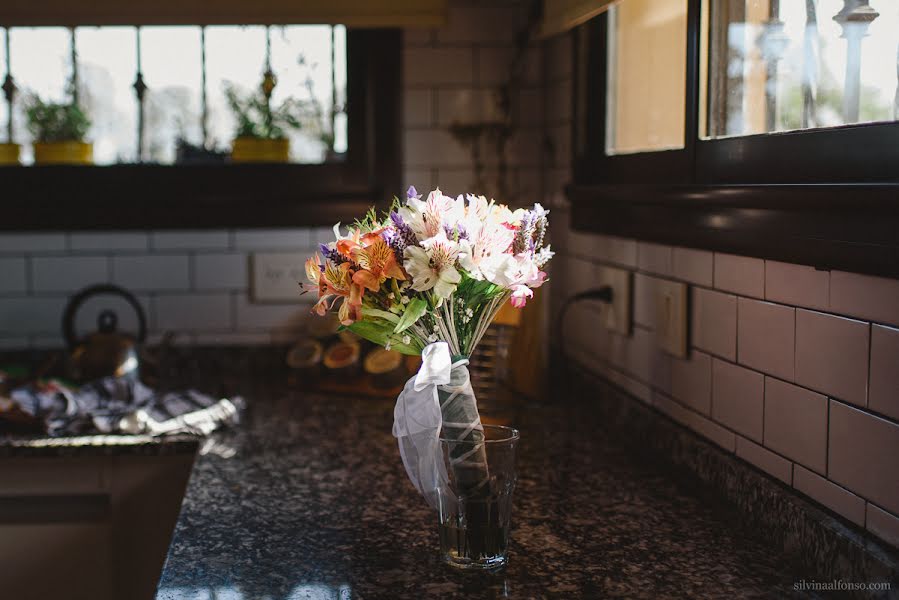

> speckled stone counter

[{"left": 153, "top": 384, "right": 824, "bottom": 600}]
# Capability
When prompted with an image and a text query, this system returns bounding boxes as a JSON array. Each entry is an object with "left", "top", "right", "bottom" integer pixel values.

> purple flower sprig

[
  {"left": 320, "top": 243, "right": 345, "bottom": 265},
  {"left": 388, "top": 212, "right": 418, "bottom": 260}
]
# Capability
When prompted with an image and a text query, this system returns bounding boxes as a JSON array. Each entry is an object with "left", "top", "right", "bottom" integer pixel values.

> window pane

[
  {"left": 205, "top": 25, "right": 267, "bottom": 152},
  {"left": 76, "top": 27, "right": 137, "bottom": 164},
  {"left": 141, "top": 26, "right": 202, "bottom": 163},
  {"left": 270, "top": 25, "right": 345, "bottom": 163},
  {"left": 9, "top": 27, "right": 71, "bottom": 163},
  {"left": 703, "top": 0, "right": 899, "bottom": 139},
  {"left": 0, "top": 29, "right": 8, "bottom": 144},
  {"left": 606, "top": 0, "right": 688, "bottom": 155}
]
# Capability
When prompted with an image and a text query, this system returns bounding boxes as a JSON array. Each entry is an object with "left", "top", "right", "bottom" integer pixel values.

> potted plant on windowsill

[
  {"left": 225, "top": 82, "right": 304, "bottom": 163},
  {"left": 0, "top": 141, "right": 20, "bottom": 165},
  {"left": 25, "top": 97, "right": 92, "bottom": 165}
]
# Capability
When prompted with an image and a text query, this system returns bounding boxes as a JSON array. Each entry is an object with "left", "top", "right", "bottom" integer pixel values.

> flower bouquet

[{"left": 303, "top": 186, "right": 551, "bottom": 568}]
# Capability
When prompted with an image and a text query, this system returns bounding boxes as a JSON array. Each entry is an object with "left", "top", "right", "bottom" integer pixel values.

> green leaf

[
  {"left": 394, "top": 298, "right": 428, "bottom": 334},
  {"left": 361, "top": 306, "right": 400, "bottom": 323},
  {"left": 347, "top": 321, "right": 422, "bottom": 356}
]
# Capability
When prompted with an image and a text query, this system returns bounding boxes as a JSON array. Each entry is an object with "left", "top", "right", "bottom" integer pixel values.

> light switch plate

[
  {"left": 654, "top": 279, "right": 688, "bottom": 357},
  {"left": 251, "top": 252, "right": 307, "bottom": 303},
  {"left": 596, "top": 265, "right": 632, "bottom": 335}
]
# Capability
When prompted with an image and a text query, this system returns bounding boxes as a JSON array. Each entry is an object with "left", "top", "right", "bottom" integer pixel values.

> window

[
  {"left": 2, "top": 24, "right": 347, "bottom": 165},
  {"left": 704, "top": 0, "right": 899, "bottom": 138},
  {"left": 2, "top": 28, "right": 401, "bottom": 232},
  {"left": 571, "top": 0, "right": 899, "bottom": 278},
  {"left": 606, "top": 0, "right": 687, "bottom": 154}
]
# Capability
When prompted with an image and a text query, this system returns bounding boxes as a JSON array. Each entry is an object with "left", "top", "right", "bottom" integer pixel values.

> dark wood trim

[
  {"left": 0, "top": 29, "right": 402, "bottom": 232},
  {"left": 568, "top": 183, "right": 899, "bottom": 278},
  {"left": 696, "top": 122, "right": 899, "bottom": 184}
]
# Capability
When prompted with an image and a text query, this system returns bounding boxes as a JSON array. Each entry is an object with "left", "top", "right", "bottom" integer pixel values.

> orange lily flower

[
  {"left": 304, "top": 254, "right": 363, "bottom": 325},
  {"left": 352, "top": 237, "right": 406, "bottom": 292}
]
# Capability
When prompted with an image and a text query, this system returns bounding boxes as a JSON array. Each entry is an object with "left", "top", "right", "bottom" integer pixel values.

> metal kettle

[{"left": 62, "top": 284, "right": 147, "bottom": 382}]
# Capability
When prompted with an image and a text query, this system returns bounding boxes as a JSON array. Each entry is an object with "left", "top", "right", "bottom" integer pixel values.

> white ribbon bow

[{"left": 392, "top": 341, "right": 469, "bottom": 509}]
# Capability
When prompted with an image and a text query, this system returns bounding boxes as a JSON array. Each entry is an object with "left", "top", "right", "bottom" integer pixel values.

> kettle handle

[{"left": 62, "top": 284, "right": 148, "bottom": 349}]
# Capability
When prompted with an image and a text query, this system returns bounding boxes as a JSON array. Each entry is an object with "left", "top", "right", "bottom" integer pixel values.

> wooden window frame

[
  {"left": 1, "top": 29, "right": 402, "bottom": 231},
  {"left": 570, "top": 0, "right": 899, "bottom": 278}
]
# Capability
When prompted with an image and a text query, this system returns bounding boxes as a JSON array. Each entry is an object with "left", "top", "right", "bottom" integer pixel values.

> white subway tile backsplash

[
  {"left": 478, "top": 47, "right": 541, "bottom": 87},
  {"left": 0, "top": 297, "right": 66, "bottom": 334},
  {"left": 795, "top": 310, "right": 869, "bottom": 407},
  {"left": 69, "top": 232, "right": 148, "bottom": 251},
  {"left": 113, "top": 255, "right": 189, "bottom": 292},
  {"left": 545, "top": 82, "right": 571, "bottom": 123},
  {"left": 434, "top": 168, "right": 475, "bottom": 195},
  {"left": 737, "top": 298, "right": 795, "bottom": 381},
  {"left": 654, "top": 391, "right": 736, "bottom": 452},
  {"left": 637, "top": 243, "right": 672, "bottom": 276},
  {"left": 0, "top": 337, "right": 29, "bottom": 349},
  {"left": 151, "top": 230, "right": 230, "bottom": 250},
  {"left": 403, "top": 169, "right": 434, "bottom": 192},
  {"left": 155, "top": 294, "right": 232, "bottom": 331},
  {"left": 404, "top": 47, "right": 473, "bottom": 85},
  {"left": 793, "top": 464, "right": 865, "bottom": 526},
  {"left": 764, "top": 378, "right": 828, "bottom": 474},
  {"left": 866, "top": 504, "right": 899, "bottom": 549},
  {"left": 403, "top": 28, "right": 435, "bottom": 47},
  {"left": 830, "top": 271, "right": 899, "bottom": 327},
  {"left": 625, "top": 327, "right": 671, "bottom": 393},
  {"left": 691, "top": 288, "right": 737, "bottom": 360},
  {"left": 233, "top": 228, "right": 310, "bottom": 250},
  {"left": 404, "top": 129, "right": 471, "bottom": 167},
  {"left": 869, "top": 325, "right": 899, "bottom": 422},
  {"left": 492, "top": 129, "right": 542, "bottom": 167},
  {"left": 828, "top": 400, "right": 899, "bottom": 516},
  {"left": 31, "top": 335, "right": 66, "bottom": 349},
  {"left": 194, "top": 254, "right": 248, "bottom": 291},
  {"left": 547, "top": 33, "right": 573, "bottom": 81},
  {"left": 606, "top": 368, "right": 653, "bottom": 404},
  {"left": 235, "top": 295, "right": 311, "bottom": 331},
  {"left": 736, "top": 436, "right": 792, "bottom": 485},
  {"left": 437, "top": 4, "right": 524, "bottom": 44},
  {"left": 765, "top": 261, "right": 828, "bottom": 310},
  {"left": 32, "top": 256, "right": 109, "bottom": 293},
  {"left": 544, "top": 123, "right": 570, "bottom": 167},
  {"left": 0, "top": 258, "right": 27, "bottom": 293},
  {"left": 404, "top": 89, "right": 434, "bottom": 127},
  {"left": 596, "top": 235, "right": 638, "bottom": 268},
  {"left": 517, "top": 87, "right": 545, "bottom": 126},
  {"left": 194, "top": 332, "right": 272, "bottom": 346},
  {"left": 0, "top": 233, "right": 66, "bottom": 253},
  {"left": 712, "top": 358, "right": 764, "bottom": 443},
  {"left": 437, "top": 88, "right": 495, "bottom": 126},
  {"left": 714, "top": 253, "right": 764, "bottom": 298},
  {"left": 670, "top": 351, "right": 712, "bottom": 415},
  {"left": 633, "top": 274, "right": 656, "bottom": 329},
  {"left": 671, "top": 247, "right": 713, "bottom": 286},
  {"left": 308, "top": 227, "right": 336, "bottom": 248}
]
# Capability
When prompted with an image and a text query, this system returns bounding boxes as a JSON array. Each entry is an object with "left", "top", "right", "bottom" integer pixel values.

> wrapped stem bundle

[{"left": 302, "top": 186, "right": 552, "bottom": 511}]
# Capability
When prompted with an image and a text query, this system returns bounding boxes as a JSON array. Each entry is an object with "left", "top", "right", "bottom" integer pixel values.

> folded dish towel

[{"left": 7, "top": 377, "right": 244, "bottom": 437}]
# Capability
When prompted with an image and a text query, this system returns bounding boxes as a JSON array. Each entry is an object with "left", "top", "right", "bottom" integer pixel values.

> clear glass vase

[{"left": 437, "top": 425, "right": 519, "bottom": 570}]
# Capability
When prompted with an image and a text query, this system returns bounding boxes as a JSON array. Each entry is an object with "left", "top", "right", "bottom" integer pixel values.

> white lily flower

[{"left": 403, "top": 230, "right": 462, "bottom": 301}]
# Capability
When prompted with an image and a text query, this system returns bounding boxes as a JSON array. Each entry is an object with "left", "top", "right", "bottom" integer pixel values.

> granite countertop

[{"left": 152, "top": 384, "right": 814, "bottom": 599}]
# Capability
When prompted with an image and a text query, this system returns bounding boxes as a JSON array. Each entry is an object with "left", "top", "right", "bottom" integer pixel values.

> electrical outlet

[
  {"left": 654, "top": 279, "right": 688, "bottom": 357},
  {"left": 596, "top": 266, "right": 632, "bottom": 335},
  {"left": 251, "top": 252, "right": 307, "bottom": 303}
]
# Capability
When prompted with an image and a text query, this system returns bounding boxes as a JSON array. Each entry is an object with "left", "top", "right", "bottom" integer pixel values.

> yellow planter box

[
  {"left": 231, "top": 137, "right": 290, "bottom": 163},
  {"left": 33, "top": 141, "right": 93, "bottom": 165},
  {"left": 0, "top": 143, "right": 21, "bottom": 165}
]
